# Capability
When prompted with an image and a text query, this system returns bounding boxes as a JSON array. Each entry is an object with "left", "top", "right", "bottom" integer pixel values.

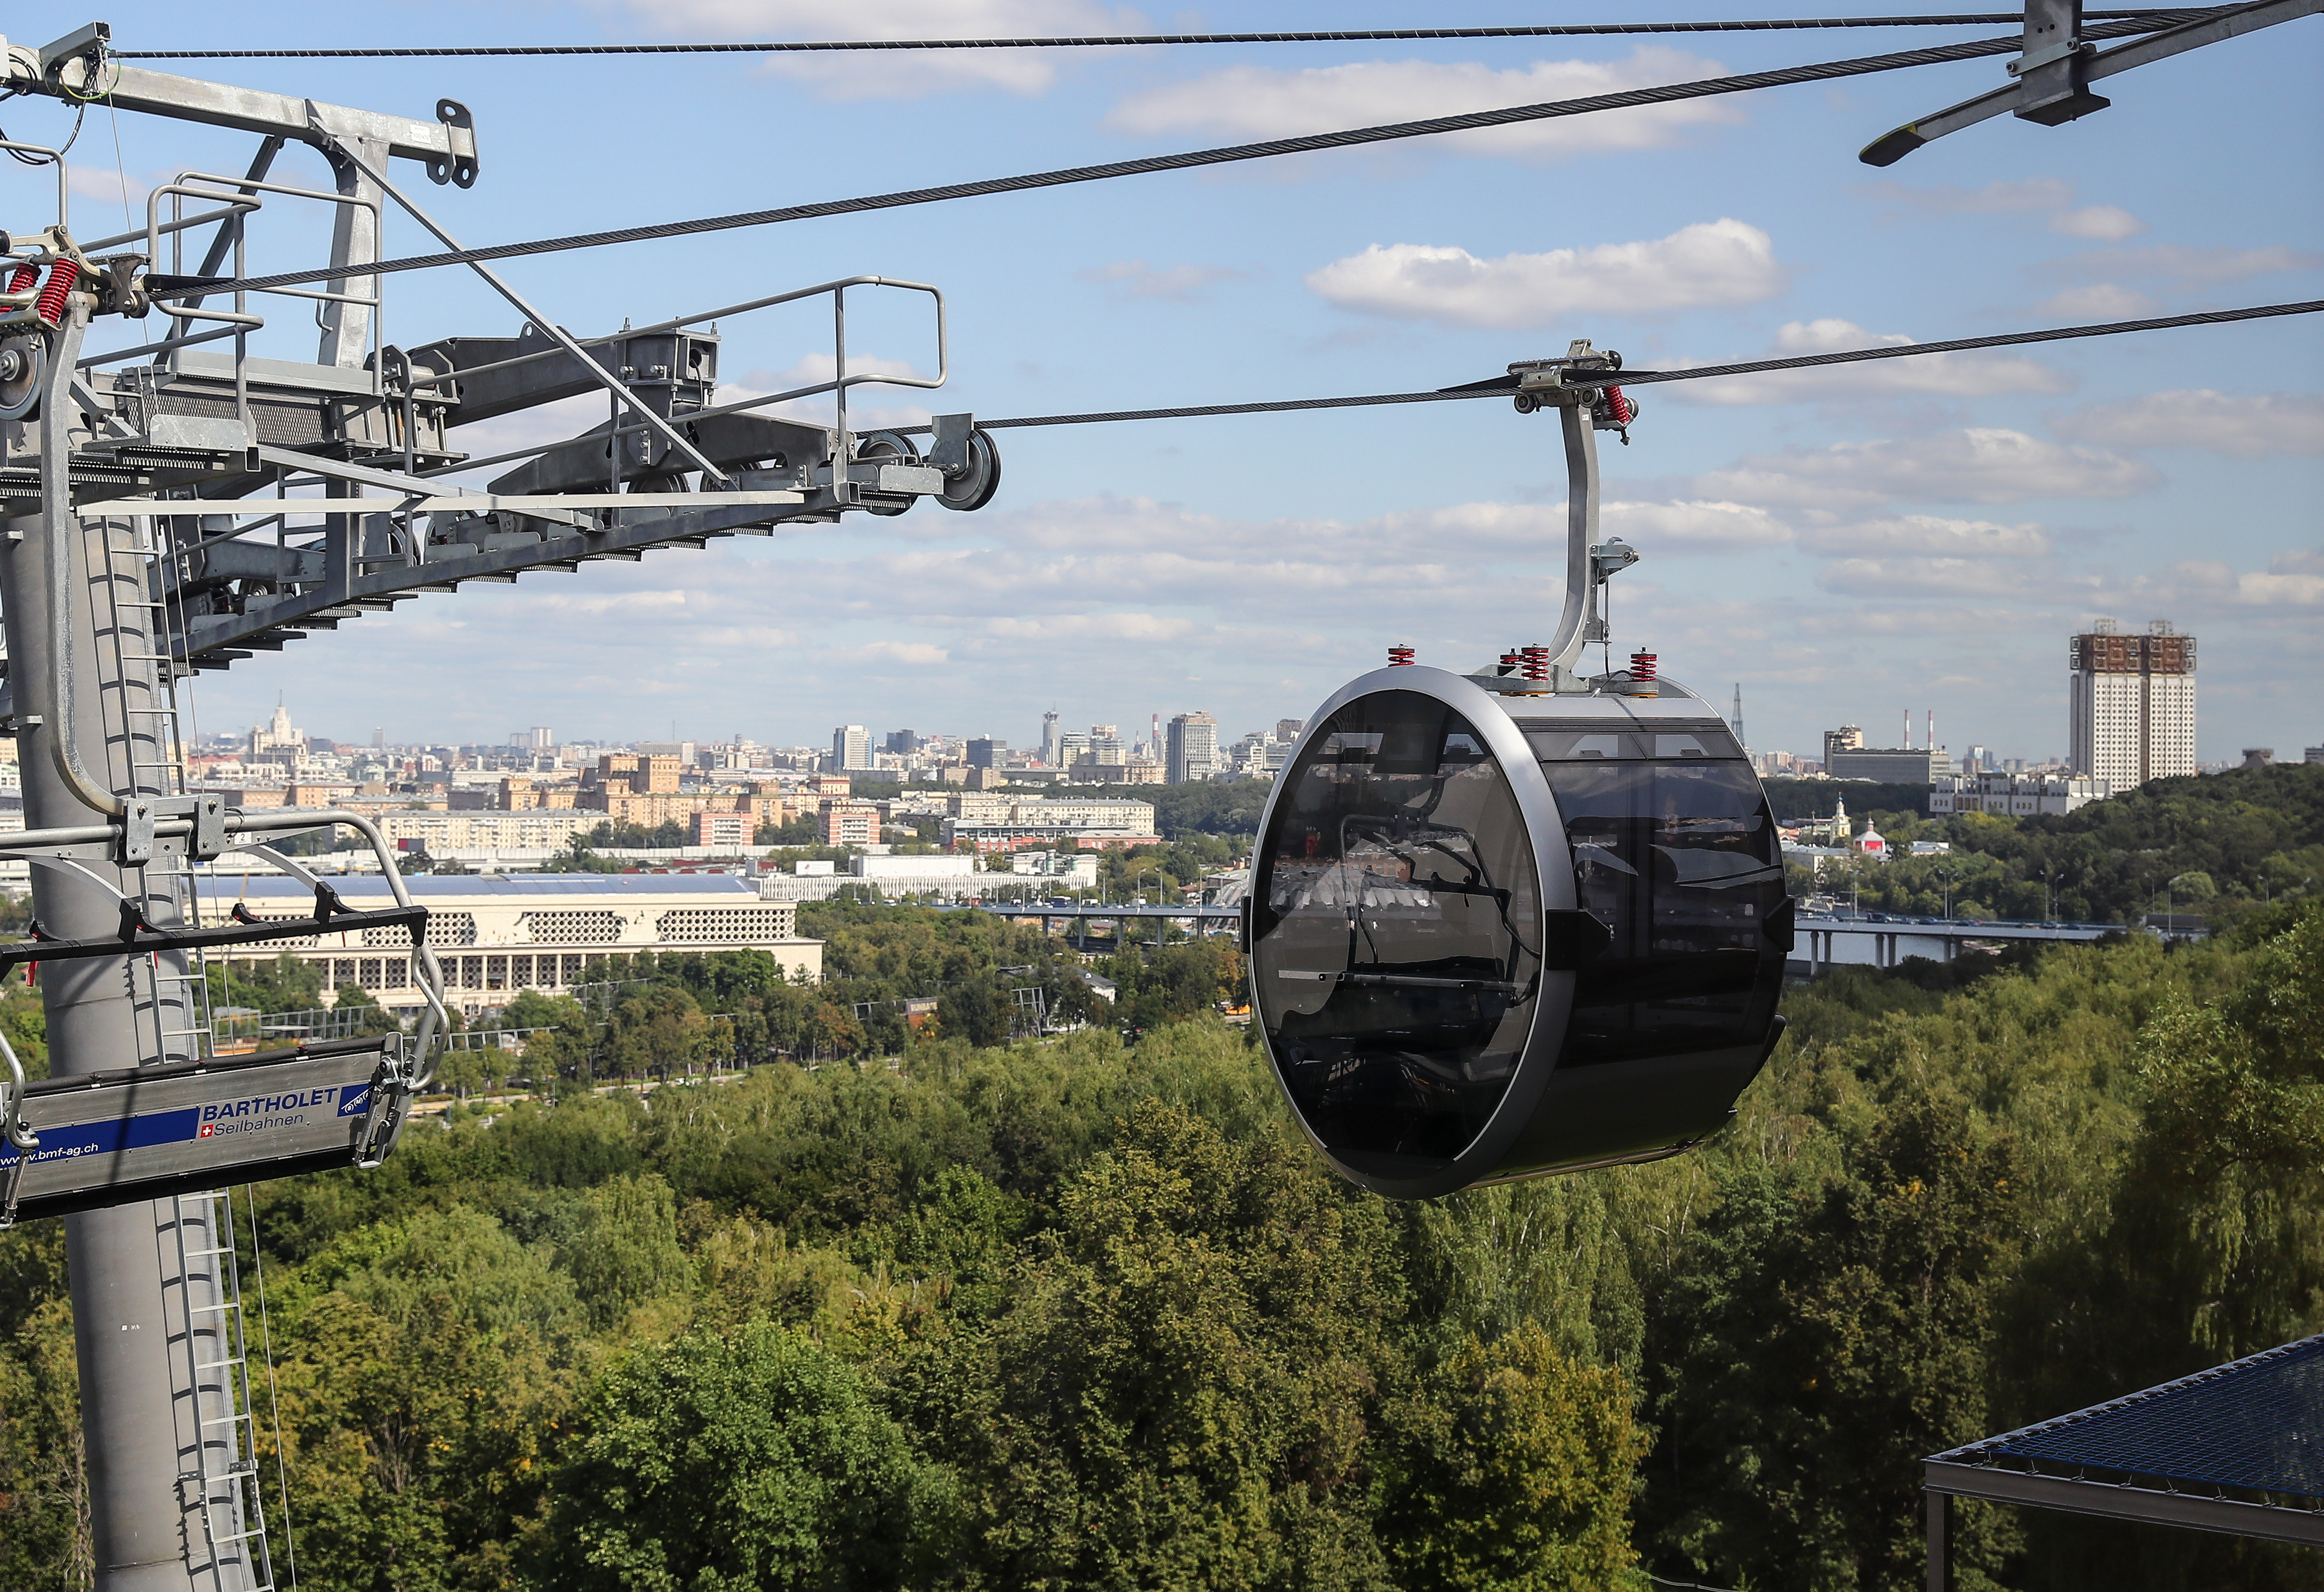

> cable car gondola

[{"left": 1245, "top": 342, "right": 1791, "bottom": 1199}]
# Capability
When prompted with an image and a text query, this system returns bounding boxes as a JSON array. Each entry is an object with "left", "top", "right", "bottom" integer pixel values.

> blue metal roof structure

[{"left": 1923, "top": 1334, "right": 2324, "bottom": 1585}]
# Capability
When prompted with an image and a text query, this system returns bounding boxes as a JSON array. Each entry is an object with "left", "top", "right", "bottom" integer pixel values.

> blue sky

[{"left": 27, "top": 2, "right": 2322, "bottom": 762}]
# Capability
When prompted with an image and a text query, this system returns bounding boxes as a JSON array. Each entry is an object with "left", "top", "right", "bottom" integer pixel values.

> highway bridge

[
  {"left": 973, "top": 902, "right": 2146, "bottom": 973},
  {"left": 1793, "top": 913, "right": 2130, "bottom": 974}
]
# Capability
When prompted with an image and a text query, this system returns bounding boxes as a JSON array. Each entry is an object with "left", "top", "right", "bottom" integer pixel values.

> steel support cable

[
  {"left": 167, "top": 20, "right": 2180, "bottom": 303},
  {"left": 116, "top": 12, "right": 2210, "bottom": 57},
  {"left": 929, "top": 299, "right": 2324, "bottom": 431}
]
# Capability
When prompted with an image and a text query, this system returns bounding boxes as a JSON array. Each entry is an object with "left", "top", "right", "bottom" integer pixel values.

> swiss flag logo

[{"left": 198, "top": 1124, "right": 215, "bottom": 1138}]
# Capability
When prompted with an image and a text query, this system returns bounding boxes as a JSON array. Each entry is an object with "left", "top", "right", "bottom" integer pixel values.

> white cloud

[
  {"left": 2275, "top": 549, "right": 2324, "bottom": 575},
  {"left": 830, "top": 639, "right": 951, "bottom": 666},
  {"left": 1105, "top": 47, "right": 1744, "bottom": 160},
  {"left": 1672, "top": 318, "right": 2071, "bottom": 406},
  {"left": 516, "top": 590, "right": 690, "bottom": 618},
  {"left": 1861, "top": 179, "right": 2149, "bottom": 243},
  {"left": 1796, "top": 605, "right": 2035, "bottom": 637},
  {"left": 2046, "top": 244, "right": 2324, "bottom": 285},
  {"left": 1817, "top": 558, "right": 2038, "bottom": 598},
  {"left": 741, "top": 352, "right": 935, "bottom": 392},
  {"left": 1306, "top": 219, "right": 1785, "bottom": 328},
  {"left": 2034, "top": 283, "right": 2160, "bottom": 320},
  {"left": 605, "top": 1, "right": 1143, "bottom": 98},
  {"left": 67, "top": 165, "right": 146, "bottom": 209},
  {"left": 1799, "top": 515, "right": 2050, "bottom": 559},
  {"left": 2114, "top": 560, "right": 2324, "bottom": 611},
  {"left": 983, "top": 613, "right": 1197, "bottom": 643},
  {"left": 2050, "top": 390, "right": 2324, "bottom": 460},
  {"left": 724, "top": 353, "right": 936, "bottom": 429},
  {"left": 1078, "top": 260, "right": 1249, "bottom": 302},
  {"left": 1692, "top": 428, "right": 2161, "bottom": 510},
  {"left": 2048, "top": 205, "right": 2145, "bottom": 242},
  {"left": 1859, "top": 177, "right": 2076, "bottom": 215},
  {"left": 1599, "top": 499, "right": 1790, "bottom": 552},
  {"left": 438, "top": 392, "right": 608, "bottom": 488},
  {"left": 2236, "top": 572, "right": 2324, "bottom": 607}
]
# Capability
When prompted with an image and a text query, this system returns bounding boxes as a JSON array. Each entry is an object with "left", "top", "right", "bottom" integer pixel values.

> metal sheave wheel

[
  {"left": 855, "top": 431, "right": 921, "bottom": 517},
  {"left": 936, "top": 426, "right": 1001, "bottom": 512},
  {"left": 0, "top": 334, "right": 45, "bottom": 422}
]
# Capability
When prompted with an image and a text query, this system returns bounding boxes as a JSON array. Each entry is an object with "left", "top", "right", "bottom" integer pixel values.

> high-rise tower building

[
  {"left": 1821, "top": 723, "right": 1863, "bottom": 768},
  {"left": 2070, "top": 619, "right": 2195, "bottom": 788},
  {"left": 832, "top": 724, "right": 872, "bottom": 771},
  {"left": 1167, "top": 711, "right": 1219, "bottom": 784}
]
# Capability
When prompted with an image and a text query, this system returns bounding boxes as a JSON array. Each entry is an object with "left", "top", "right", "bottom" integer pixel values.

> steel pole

[{"left": 0, "top": 306, "right": 248, "bottom": 1588}]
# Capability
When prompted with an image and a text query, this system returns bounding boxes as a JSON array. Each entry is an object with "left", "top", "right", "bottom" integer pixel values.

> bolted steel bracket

[
  {"left": 116, "top": 799, "right": 156, "bottom": 866},
  {"left": 192, "top": 793, "right": 227, "bottom": 861},
  {"left": 927, "top": 413, "right": 977, "bottom": 477}
]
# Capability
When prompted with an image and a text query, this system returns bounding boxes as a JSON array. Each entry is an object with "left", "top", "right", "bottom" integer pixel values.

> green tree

[
  {"left": 1380, "top": 1321, "right": 1650, "bottom": 1592},
  {"left": 207, "top": 952, "right": 327, "bottom": 1014},
  {"left": 0, "top": 1222, "right": 88, "bottom": 1591},
  {"left": 916, "top": 1100, "right": 1405, "bottom": 1590},
  {"left": 270, "top": 1207, "right": 583, "bottom": 1590},
  {"left": 1645, "top": 1079, "right": 2025, "bottom": 1590},
  {"left": 531, "top": 1319, "right": 957, "bottom": 1590}
]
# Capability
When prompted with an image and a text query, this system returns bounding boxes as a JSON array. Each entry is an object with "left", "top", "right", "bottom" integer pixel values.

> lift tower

[{"left": 0, "top": 23, "right": 999, "bottom": 1587}]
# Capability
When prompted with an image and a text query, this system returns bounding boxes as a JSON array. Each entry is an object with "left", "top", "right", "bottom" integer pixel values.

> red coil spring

[
  {"left": 1604, "top": 386, "right": 1633, "bottom": 426},
  {"left": 34, "top": 261, "right": 78, "bottom": 327},
  {"left": 1629, "top": 650, "right": 1658, "bottom": 682},
  {"left": 1387, "top": 644, "right": 1415, "bottom": 667},
  {"left": 1521, "top": 645, "right": 1550, "bottom": 682},
  {"left": 5, "top": 264, "right": 37, "bottom": 298},
  {"left": 1499, "top": 649, "right": 1519, "bottom": 675}
]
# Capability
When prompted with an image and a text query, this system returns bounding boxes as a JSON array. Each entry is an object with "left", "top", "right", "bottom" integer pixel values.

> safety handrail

[
  {"left": 0, "top": 895, "right": 429, "bottom": 978},
  {"left": 0, "top": 804, "right": 452, "bottom": 1079},
  {"left": 0, "top": 1027, "right": 37, "bottom": 1152},
  {"left": 144, "top": 171, "right": 386, "bottom": 402},
  {"left": 411, "top": 276, "right": 947, "bottom": 481},
  {"left": 0, "top": 139, "right": 69, "bottom": 229}
]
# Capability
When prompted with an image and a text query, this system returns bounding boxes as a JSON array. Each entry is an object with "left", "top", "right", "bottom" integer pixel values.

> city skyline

[{"left": 199, "top": 655, "right": 2277, "bottom": 775}]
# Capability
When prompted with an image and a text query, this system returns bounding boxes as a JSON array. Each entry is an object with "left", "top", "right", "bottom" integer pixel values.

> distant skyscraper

[
  {"left": 1088, "top": 724, "right": 1123, "bottom": 762},
  {"left": 2070, "top": 619, "right": 2195, "bottom": 788},
  {"left": 1040, "top": 709, "right": 1062, "bottom": 766},
  {"left": 1821, "top": 723, "right": 1863, "bottom": 768},
  {"left": 833, "top": 724, "right": 872, "bottom": 771},
  {"left": 1274, "top": 719, "right": 1304, "bottom": 744},
  {"left": 967, "top": 736, "right": 1006, "bottom": 769},
  {"left": 1167, "top": 711, "right": 1219, "bottom": 784},
  {"left": 885, "top": 729, "right": 920, "bottom": 756}
]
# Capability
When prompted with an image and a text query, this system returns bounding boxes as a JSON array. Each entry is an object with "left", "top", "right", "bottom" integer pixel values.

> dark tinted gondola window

[
  {"left": 1253, "top": 691, "right": 1543, "bottom": 1178},
  {"left": 1534, "top": 753, "right": 1782, "bottom": 1064}
]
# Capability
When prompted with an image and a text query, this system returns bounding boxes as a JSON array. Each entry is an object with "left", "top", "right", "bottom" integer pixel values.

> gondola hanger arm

[{"left": 1860, "top": 0, "right": 2322, "bottom": 165}]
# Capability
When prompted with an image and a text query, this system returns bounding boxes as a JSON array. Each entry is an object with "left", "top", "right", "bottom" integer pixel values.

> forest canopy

[{"left": 3, "top": 901, "right": 2321, "bottom": 1589}]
